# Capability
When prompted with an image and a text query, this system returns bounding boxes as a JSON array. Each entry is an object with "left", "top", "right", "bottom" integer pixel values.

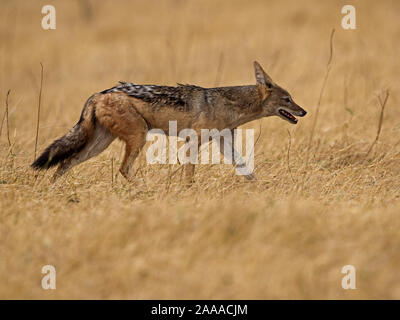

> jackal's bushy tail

[{"left": 31, "top": 95, "right": 97, "bottom": 170}]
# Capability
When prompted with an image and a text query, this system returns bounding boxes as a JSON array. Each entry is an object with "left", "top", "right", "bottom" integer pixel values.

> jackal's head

[{"left": 254, "top": 61, "right": 307, "bottom": 124}]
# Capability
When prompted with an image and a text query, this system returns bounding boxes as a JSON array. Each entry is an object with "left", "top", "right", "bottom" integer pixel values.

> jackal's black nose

[{"left": 300, "top": 110, "right": 307, "bottom": 117}]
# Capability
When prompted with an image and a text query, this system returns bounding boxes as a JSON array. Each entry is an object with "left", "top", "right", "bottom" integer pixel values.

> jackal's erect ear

[{"left": 253, "top": 61, "right": 275, "bottom": 99}]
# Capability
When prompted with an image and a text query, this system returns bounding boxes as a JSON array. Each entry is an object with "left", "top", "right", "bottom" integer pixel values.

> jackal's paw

[
  {"left": 119, "top": 169, "right": 136, "bottom": 184},
  {"left": 245, "top": 173, "right": 257, "bottom": 181},
  {"left": 183, "top": 177, "right": 195, "bottom": 188},
  {"left": 50, "top": 172, "right": 62, "bottom": 184}
]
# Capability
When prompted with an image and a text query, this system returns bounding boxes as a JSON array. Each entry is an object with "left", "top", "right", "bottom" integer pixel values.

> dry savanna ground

[{"left": 1, "top": 0, "right": 400, "bottom": 299}]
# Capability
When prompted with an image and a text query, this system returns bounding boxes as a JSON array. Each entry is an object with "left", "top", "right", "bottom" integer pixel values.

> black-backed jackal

[{"left": 32, "top": 61, "right": 307, "bottom": 183}]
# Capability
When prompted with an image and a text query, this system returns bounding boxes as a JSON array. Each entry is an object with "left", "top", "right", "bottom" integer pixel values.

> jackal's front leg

[
  {"left": 219, "top": 131, "right": 256, "bottom": 181},
  {"left": 184, "top": 163, "right": 196, "bottom": 186}
]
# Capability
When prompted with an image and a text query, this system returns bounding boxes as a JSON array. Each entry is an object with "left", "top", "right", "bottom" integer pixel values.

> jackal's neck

[{"left": 209, "top": 85, "right": 264, "bottom": 127}]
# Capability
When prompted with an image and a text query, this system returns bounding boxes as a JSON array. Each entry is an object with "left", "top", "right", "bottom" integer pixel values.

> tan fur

[{"left": 94, "top": 93, "right": 149, "bottom": 180}]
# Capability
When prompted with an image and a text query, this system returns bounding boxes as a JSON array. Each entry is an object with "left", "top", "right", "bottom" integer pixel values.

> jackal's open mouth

[{"left": 278, "top": 109, "right": 298, "bottom": 124}]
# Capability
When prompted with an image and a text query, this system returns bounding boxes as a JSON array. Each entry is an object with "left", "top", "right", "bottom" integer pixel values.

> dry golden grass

[{"left": 1, "top": 0, "right": 400, "bottom": 299}]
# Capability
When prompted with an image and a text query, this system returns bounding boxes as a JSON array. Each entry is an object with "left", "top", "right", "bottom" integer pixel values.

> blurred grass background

[{"left": 1, "top": 0, "right": 400, "bottom": 299}]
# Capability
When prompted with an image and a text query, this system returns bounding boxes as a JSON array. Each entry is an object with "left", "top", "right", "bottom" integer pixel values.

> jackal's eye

[{"left": 284, "top": 97, "right": 291, "bottom": 103}]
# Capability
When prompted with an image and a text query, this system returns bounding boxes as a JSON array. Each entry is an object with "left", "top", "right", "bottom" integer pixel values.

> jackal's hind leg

[
  {"left": 94, "top": 92, "right": 149, "bottom": 182},
  {"left": 119, "top": 137, "right": 146, "bottom": 182},
  {"left": 116, "top": 115, "right": 148, "bottom": 181},
  {"left": 183, "top": 135, "right": 201, "bottom": 186}
]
